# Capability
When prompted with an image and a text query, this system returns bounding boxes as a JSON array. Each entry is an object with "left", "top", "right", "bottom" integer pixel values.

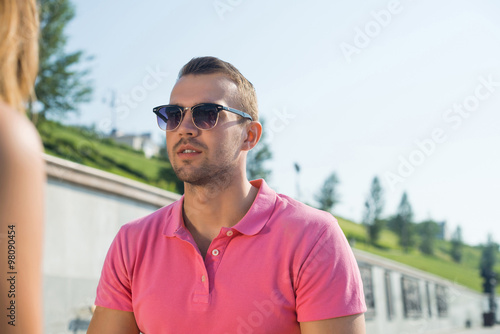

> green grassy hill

[
  {"left": 39, "top": 120, "right": 495, "bottom": 294},
  {"left": 38, "top": 120, "right": 181, "bottom": 193},
  {"left": 337, "top": 216, "right": 498, "bottom": 293}
]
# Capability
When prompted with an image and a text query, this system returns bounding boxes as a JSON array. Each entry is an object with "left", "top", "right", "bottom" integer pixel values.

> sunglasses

[{"left": 153, "top": 103, "right": 253, "bottom": 131}]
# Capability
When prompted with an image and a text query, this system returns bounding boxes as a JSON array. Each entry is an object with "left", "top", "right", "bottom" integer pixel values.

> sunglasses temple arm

[
  {"left": 225, "top": 107, "right": 253, "bottom": 120},
  {"left": 155, "top": 112, "right": 169, "bottom": 123}
]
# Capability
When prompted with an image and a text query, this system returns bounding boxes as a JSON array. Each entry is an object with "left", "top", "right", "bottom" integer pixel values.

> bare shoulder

[
  {"left": 0, "top": 104, "right": 45, "bottom": 333},
  {"left": 0, "top": 102, "right": 43, "bottom": 169},
  {"left": 300, "top": 313, "right": 366, "bottom": 334},
  {"left": 88, "top": 306, "right": 140, "bottom": 334}
]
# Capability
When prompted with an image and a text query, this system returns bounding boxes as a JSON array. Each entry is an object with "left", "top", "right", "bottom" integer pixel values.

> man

[{"left": 88, "top": 57, "right": 366, "bottom": 333}]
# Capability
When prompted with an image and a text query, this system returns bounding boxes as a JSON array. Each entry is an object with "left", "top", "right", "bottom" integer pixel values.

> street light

[{"left": 294, "top": 162, "right": 301, "bottom": 201}]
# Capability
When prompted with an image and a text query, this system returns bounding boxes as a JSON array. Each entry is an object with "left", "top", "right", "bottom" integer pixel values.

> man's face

[{"left": 166, "top": 73, "right": 246, "bottom": 187}]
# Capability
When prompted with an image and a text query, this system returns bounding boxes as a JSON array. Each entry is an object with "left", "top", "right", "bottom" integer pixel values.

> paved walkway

[{"left": 440, "top": 326, "right": 500, "bottom": 334}]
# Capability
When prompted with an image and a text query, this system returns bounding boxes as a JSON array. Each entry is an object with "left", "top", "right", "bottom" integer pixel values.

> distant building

[{"left": 110, "top": 130, "right": 160, "bottom": 158}]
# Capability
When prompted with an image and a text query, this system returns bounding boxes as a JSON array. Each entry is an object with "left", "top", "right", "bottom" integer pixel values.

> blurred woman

[{"left": 0, "top": 0, "right": 44, "bottom": 333}]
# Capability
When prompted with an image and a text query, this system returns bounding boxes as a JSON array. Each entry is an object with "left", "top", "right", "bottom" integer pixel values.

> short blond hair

[
  {"left": 179, "top": 57, "right": 259, "bottom": 121},
  {"left": 0, "top": 0, "right": 39, "bottom": 113}
]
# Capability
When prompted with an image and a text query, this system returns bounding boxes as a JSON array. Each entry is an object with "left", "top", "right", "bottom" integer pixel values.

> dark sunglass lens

[
  {"left": 193, "top": 105, "right": 219, "bottom": 129},
  {"left": 160, "top": 107, "right": 182, "bottom": 130},
  {"left": 156, "top": 108, "right": 168, "bottom": 130}
]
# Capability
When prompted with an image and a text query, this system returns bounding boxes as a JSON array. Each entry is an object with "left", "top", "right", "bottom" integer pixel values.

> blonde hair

[{"left": 0, "top": 0, "right": 39, "bottom": 113}]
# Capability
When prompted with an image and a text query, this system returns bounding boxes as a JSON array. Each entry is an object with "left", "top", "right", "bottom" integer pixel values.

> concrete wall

[
  {"left": 41, "top": 154, "right": 486, "bottom": 333},
  {"left": 355, "top": 249, "right": 484, "bottom": 334},
  {"left": 42, "top": 155, "right": 180, "bottom": 333}
]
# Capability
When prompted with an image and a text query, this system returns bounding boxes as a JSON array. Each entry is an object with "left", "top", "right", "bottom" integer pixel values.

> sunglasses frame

[{"left": 152, "top": 103, "right": 253, "bottom": 131}]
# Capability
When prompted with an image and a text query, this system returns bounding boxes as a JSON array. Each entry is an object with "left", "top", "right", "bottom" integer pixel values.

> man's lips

[
  {"left": 177, "top": 145, "right": 202, "bottom": 155},
  {"left": 173, "top": 140, "right": 207, "bottom": 159}
]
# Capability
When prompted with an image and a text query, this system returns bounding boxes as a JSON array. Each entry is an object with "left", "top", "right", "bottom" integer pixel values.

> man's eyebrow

[
  {"left": 169, "top": 102, "right": 214, "bottom": 108},
  {"left": 167, "top": 102, "right": 185, "bottom": 108}
]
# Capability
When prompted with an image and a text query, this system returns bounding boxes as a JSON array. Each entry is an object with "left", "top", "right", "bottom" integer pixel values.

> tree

[
  {"left": 480, "top": 235, "right": 498, "bottom": 288},
  {"left": 362, "top": 176, "right": 385, "bottom": 245},
  {"left": 247, "top": 118, "right": 272, "bottom": 181},
  {"left": 157, "top": 165, "right": 184, "bottom": 194},
  {"left": 417, "top": 220, "right": 439, "bottom": 255},
  {"left": 450, "top": 226, "right": 463, "bottom": 263},
  {"left": 315, "top": 172, "right": 340, "bottom": 212},
  {"left": 388, "top": 192, "right": 415, "bottom": 252},
  {"left": 32, "top": 0, "right": 93, "bottom": 121},
  {"left": 155, "top": 143, "right": 183, "bottom": 194},
  {"left": 480, "top": 235, "right": 498, "bottom": 316}
]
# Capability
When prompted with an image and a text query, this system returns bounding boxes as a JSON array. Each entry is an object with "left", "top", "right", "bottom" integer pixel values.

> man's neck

[{"left": 182, "top": 177, "right": 259, "bottom": 255}]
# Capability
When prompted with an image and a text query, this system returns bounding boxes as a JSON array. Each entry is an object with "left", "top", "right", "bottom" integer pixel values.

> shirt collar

[
  {"left": 162, "top": 179, "right": 276, "bottom": 237},
  {"left": 232, "top": 179, "right": 276, "bottom": 236},
  {"left": 162, "top": 196, "right": 185, "bottom": 237}
]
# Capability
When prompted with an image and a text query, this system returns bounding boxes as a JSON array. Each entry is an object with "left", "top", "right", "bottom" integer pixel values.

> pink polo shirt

[{"left": 95, "top": 179, "right": 366, "bottom": 333}]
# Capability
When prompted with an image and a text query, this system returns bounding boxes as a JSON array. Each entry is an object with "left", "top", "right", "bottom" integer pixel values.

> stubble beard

[
  {"left": 174, "top": 159, "right": 231, "bottom": 188},
  {"left": 170, "top": 147, "right": 240, "bottom": 195}
]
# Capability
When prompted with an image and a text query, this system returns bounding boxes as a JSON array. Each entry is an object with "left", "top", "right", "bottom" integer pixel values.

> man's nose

[{"left": 176, "top": 109, "right": 199, "bottom": 136}]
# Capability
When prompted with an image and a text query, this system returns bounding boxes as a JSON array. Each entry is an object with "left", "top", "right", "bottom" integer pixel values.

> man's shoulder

[
  {"left": 118, "top": 199, "right": 181, "bottom": 237},
  {"left": 272, "top": 192, "right": 338, "bottom": 232}
]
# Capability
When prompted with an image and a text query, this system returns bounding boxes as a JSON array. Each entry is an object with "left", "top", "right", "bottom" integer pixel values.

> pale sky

[{"left": 64, "top": 0, "right": 500, "bottom": 245}]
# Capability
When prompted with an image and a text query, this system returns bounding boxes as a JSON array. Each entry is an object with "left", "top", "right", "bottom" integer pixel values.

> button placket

[
  {"left": 204, "top": 232, "right": 234, "bottom": 291},
  {"left": 192, "top": 256, "right": 210, "bottom": 304}
]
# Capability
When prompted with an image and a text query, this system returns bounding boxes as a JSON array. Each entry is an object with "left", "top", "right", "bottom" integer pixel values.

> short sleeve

[
  {"left": 295, "top": 218, "right": 367, "bottom": 322},
  {"left": 95, "top": 226, "right": 134, "bottom": 311}
]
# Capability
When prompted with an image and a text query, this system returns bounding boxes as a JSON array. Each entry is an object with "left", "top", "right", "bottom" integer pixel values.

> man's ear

[{"left": 241, "top": 121, "right": 262, "bottom": 151}]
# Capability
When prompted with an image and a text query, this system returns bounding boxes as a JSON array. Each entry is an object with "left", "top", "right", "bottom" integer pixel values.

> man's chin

[
  {"left": 173, "top": 164, "right": 233, "bottom": 189},
  {"left": 174, "top": 169, "right": 209, "bottom": 186}
]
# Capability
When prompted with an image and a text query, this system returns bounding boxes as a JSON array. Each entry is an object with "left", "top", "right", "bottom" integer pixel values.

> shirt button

[
  {"left": 226, "top": 230, "right": 233, "bottom": 237},
  {"left": 212, "top": 249, "right": 220, "bottom": 256},
  {"left": 201, "top": 275, "right": 206, "bottom": 282}
]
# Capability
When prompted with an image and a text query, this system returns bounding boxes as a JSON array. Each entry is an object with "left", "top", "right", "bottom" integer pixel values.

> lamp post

[
  {"left": 294, "top": 162, "right": 301, "bottom": 201},
  {"left": 482, "top": 270, "right": 497, "bottom": 326}
]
